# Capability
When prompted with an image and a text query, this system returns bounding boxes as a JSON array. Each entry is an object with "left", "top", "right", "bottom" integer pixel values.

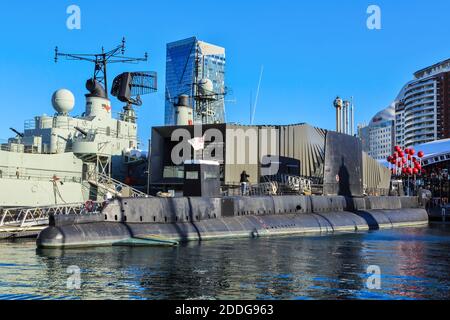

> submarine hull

[{"left": 36, "top": 195, "right": 429, "bottom": 249}]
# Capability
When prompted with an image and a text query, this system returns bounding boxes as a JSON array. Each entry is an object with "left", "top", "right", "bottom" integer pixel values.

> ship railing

[
  {"left": 73, "top": 127, "right": 138, "bottom": 142},
  {"left": 24, "top": 119, "right": 36, "bottom": 130},
  {"left": 0, "top": 144, "right": 44, "bottom": 154},
  {"left": 364, "top": 187, "right": 390, "bottom": 196},
  {"left": 222, "top": 174, "right": 315, "bottom": 197},
  {"left": 262, "top": 174, "right": 313, "bottom": 195},
  {"left": 222, "top": 182, "right": 279, "bottom": 197},
  {"left": 0, "top": 165, "right": 82, "bottom": 183},
  {"left": 0, "top": 202, "right": 101, "bottom": 228}
]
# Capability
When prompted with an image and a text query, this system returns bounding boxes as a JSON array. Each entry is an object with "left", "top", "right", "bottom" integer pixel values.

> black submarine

[{"left": 36, "top": 132, "right": 430, "bottom": 249}]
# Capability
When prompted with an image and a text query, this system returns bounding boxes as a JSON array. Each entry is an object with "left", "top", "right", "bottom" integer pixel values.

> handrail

[
  {"left": 0, "top": 202, "right": 102, "bottom": 228},
  {"left": 88, "top": 173, "right": 149, "bottom": 198}
]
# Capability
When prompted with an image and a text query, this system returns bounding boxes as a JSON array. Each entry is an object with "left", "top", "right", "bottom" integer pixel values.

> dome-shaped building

[{"left": 360, "top": 104, "right": 395, "bottom": 160}]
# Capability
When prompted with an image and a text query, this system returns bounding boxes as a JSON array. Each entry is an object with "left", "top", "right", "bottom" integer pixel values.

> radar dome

[
  {"left": 198, "top": 78, "right": 214, "bottom": 96},
  {"left": 52, "top": 89, "right": 75, "bottom": 115}
]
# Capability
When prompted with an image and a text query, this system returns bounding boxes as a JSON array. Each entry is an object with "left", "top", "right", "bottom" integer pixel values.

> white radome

[
  {"left": 198, "top": 78, "right": 214, "bottom": 95},
  {"left": 52, "top": 89, "right": 75, "bottom": 115}
]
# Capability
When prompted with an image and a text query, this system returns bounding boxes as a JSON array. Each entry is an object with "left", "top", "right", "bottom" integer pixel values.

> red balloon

[
  {"left": 391, "top": 160, "right": 396, "bottom": 165},
  {"left": 399, "top": 151, "right": 405, "bottom": 158},
  {"left": 395, "top": 146, "right": 401, "bottom": 152},
  {"left": 415, "top": 164, "right": 422, "bottom": 170},
  {"left": 418, "top": 151, "right": 424, "bottom": 158},
  {"left": 413, "top": 157, "right": 417, "bottom": 163},
  {"left": 413, "top": 168, "right": 419, "bottom": 175},
  {"left": 402, "top": 158, "right": 407, "bottom": 164},
  {"left": 409, "top": 149, "right": 415, "bottom": 156},
  {"left": 397, "top": 162, "right": 402, "bottom": 168},
  {"left": 402, "top": 168, "right": 407, "bottom": 174},
  {"left": 405, "top": 148, "right": 410, "bottom": 154},
  {"left": 387, "top": 156, "right": 393, "bottom": 162},
  {"left": 407, "top": 168, "right": 413, "bottom": 175},
  {"left": 393, "top": 152, "right": 398, "bottom": 159},
  {"left": 407, "top": 155, "right": 412, "bottom": 160}
]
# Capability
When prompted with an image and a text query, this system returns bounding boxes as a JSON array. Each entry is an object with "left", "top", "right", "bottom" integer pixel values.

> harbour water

[{"left": 0, "top": 224, "right": 449, "bottom": 300}]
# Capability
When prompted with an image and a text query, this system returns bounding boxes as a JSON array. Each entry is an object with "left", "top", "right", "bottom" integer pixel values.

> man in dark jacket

[{"left": 240, "top": 171, "right": 250, "bottom": 195}]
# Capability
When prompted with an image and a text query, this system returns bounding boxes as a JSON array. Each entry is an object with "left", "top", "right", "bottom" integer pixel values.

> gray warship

[{"left": 0, "top": 40, "right": 156, "bottom": 208}]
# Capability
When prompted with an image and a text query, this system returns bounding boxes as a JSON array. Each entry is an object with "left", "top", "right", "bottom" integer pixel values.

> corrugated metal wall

[
  {"left": 362, "top": 152, "right": 391, "bottom": 195},
  {"left": 278, "top": 125, "right": 326, "bottom": 177},
  {"left": 224, "top": 124, "right": 326, "bottom": 185}
]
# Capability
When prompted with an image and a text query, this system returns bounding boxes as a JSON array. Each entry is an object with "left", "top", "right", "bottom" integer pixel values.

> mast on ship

[
  {"left": 54, "top": 37, "right": 148, "bottom": 98},
  {"left": 54, "top": 38, "right": 157, "bottom": 123},
  {"left": 54, "top": 39, "right": 157, "bottom": 188}
]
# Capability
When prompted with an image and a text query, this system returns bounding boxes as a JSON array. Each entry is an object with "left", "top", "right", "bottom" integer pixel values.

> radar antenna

[
  {"left": 54, "top": 37, "right": 148, "bottom": 98},
  {"left": 111, "top": 71, "right": 157, "bottom": 106}
]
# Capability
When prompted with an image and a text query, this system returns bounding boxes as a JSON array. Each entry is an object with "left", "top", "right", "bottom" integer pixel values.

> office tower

[{"left": 165, "top": 37, "right": 226, "bottom": 125}]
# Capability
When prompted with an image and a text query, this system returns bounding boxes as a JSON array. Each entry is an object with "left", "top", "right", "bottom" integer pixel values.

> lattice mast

[{"left": 54, "top": 37, "right": 148, "bottom": 99}]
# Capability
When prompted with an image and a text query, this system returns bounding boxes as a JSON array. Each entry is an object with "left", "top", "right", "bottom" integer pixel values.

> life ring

[{"left": 85, "top": 200, "right": 95, "bottom": 212}]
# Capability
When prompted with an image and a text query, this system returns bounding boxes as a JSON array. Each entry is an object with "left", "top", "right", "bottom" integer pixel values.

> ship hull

[
  {"left": 36, "top": 195, "right": 429, "bottom": 249},
  {"left": 0, "top": 150, "right": 86, "bottom": 207}
]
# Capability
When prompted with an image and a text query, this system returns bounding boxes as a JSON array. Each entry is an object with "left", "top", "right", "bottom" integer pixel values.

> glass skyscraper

[{"left": 164, "top": 37, "right": 226, "bottom": 125}]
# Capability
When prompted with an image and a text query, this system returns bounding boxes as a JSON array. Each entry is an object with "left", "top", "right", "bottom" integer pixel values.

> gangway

[
  {"left": 88, "top": 173, "right": 149, "bottom": 198},
  {"left": 0, "top": 202, "right": 101, "bottom": 238}
]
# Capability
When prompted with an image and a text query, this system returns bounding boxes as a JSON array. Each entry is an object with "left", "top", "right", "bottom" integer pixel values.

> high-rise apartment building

[
  {"left": 395, "top": 59, "right": 450, "bottom": 148},
  {"left": 164, "top": 37, "right": 226, "bottom": 125}
]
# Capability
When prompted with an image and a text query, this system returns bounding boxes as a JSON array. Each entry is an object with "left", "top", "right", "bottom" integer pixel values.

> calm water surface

[{"left": 0, "top": 224, "right": 449, "bottom": 300}]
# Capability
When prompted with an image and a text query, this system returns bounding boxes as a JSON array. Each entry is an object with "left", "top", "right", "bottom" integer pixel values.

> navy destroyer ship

[{"left": 0, "top": 39, "right": 156, "bottom": 208}]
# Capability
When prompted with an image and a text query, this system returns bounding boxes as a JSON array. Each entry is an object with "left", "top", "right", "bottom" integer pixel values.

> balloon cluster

[{"left": 387, "top": 146, "right": 425, "bottom": 176}]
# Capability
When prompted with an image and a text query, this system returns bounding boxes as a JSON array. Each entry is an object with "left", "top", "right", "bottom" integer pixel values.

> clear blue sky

[{"left": 0, "top": 0, "right": 449, "bottom": 147}]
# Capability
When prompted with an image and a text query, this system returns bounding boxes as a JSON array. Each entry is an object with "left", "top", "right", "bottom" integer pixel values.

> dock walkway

[{"left": 0, "top": 203, "right": 97, "bottom": 239}]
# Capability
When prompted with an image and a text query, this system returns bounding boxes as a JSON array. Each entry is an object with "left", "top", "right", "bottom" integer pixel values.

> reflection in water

[{"left": 0, "top": 224, "right": 449, "bottom": 300}]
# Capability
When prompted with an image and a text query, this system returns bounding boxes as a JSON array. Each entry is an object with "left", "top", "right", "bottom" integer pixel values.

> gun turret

[
  {"left": 74, "top": 126, "right": 88, "bottom": 137},
  {"left": 9, "top": 128, "right": 24, "bottom": 138}
]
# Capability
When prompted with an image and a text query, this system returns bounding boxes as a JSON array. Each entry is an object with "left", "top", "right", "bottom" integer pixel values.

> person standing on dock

[{"left": 240, "top": 171, "right": 250, "bottom": 196}]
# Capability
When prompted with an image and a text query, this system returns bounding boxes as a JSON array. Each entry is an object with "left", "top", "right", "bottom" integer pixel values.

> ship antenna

[{"left": 54, "top": 37, "right": 148, "bottom": 98}]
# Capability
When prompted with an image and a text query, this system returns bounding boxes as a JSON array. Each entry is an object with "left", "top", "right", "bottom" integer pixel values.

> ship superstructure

[{"left": 0, "top": 40, "right": 157, "bottom": 207}]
